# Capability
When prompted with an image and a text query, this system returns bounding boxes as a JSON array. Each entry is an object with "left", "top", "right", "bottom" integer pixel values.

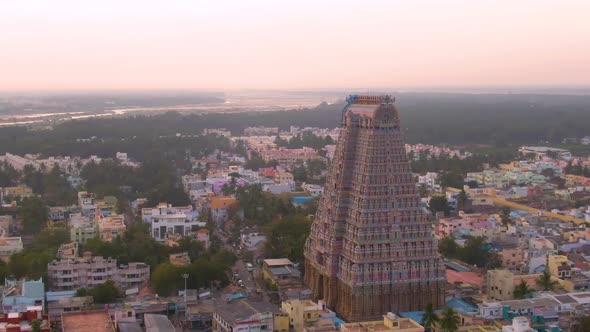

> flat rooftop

[{"left": 62, "top": 311, "right": 114, "bottom": 332}]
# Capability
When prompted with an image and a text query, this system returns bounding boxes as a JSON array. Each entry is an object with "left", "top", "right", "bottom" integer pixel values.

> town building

[
  {"left": 61, "top": 311, "right": 115, "bottom": 332},
  {"left": 339, "top": 312, "right": 424, "bottom": 332},
  {"left": 304, "top": 95, "right": 446, "bottom": 321},
  {"left": 0, "top": 306, "right": 50, "bottom": 332},
  {"left": 97, "top": 215, "right": 126, "bottom": 242},
  {"left": 281, "top": 300, "right": 326, "bottom": 332},
  {"left": 170, "top": 252, "right": 191, "bottom": 266},
  {"left": 213, "top": 300, "right": 279, "bottom": 332},
  {"left": 47, "top": 253, "right": 150, "bottom": 291},
  {"left": 144, "top": 314, "right": 175, "bottom": 332},
  {"left": 69, "top": 214, "right": 97, "bottom": 243},
  {"left": 263, "top": 259, "right": 303, "bottom": 291},
  {"left": 1, "top": 278, "right": 45, "bottom": 313},
  {"left": 197, "top": 228, "right": 211, "bottom": 249},
  {"left": 210, "top": 196, "right": 238, "bottom": 228},
  {"left": 0, "top": 237, "right": 23, "bottom": 262}
]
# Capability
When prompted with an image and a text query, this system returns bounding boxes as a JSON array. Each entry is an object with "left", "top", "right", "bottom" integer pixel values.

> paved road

[{"left": 234, "top": 260, "right": 256, "bottom": 292}]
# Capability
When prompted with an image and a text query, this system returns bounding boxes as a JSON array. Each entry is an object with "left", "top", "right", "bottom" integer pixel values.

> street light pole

[{"left": 181, "top": 273, "right": 189, "bottom": 304}]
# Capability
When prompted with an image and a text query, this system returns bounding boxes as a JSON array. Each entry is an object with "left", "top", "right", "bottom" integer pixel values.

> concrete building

[
  {"left": 145, "top": 314, "right": 175, "bottom": 332},
  {"left": 98, "top": 215, "right": 126, "bottom": 242},
  {"left": 486, "top": 270, "right": 544, "bottom": 301},
  {"left": 196, "top": 228, "right": 210, "bottom": 249},
  {"left": 1, "top": 278, "right": 45, "bottom": 313},
  {"left": 170, "top": 252, "right": 191, "bottom": 266},
  {"left": 281, "top": 300, "right": 325, "bottom": 332},
  {"left": 213, "top": 300, "right": 278, "bottom": 332},
  {"left": 61, "top": 311, "right": 115, "bottom": 332},
  {"left": 0, "top": 306, "right": 50, "bottom": 332},
  {"left": 210, "top": 196, "right": 238, "bottom": 228},
  {"left": 48, "top": 253, "right": 150, "bottom": 291},
  {"left": 150, "top": 214, "right": 199, "bottom": 242},
  {"left": 141, "top": 202, "right": 194, "bottom": 223},
  {"left": 302, "top": 184, "right": 324, "bottom": 197},
  {"left": 548, "top": 255, "right": 571, "bottom": 279},
  {"left": 304, "top": 96, "right": 445, "bottom": 321},
  {"left": 69, "top": 214, "right": 97, "bottom": 243},
  {"left": 0, "top": 237, "right": 23, "bottom": 262},
  {"left": 340, "top": 312, "right": 424, "bottom": 332}
]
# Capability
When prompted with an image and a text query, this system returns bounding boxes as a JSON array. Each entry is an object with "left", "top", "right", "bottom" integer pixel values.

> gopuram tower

[{"left": 304, "top": 95, "right": 446, "bottom": 322}]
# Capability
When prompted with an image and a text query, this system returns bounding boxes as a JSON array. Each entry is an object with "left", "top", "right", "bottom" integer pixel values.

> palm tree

[
  {"left": 421, "top": 303, "right": 440, "bottom": 332},
  {"left": 513, "top": 280, "right": 532, "bottom": 299},
  {"left": 571, "top": 314, "right": 590, "bottom": 332},
  {"left": 536, "top": 270, "right": 558, "bottom": 291},
  {"left": 439, "top": 307, "right": 461, "bottom": 332},
  {"left": 456, "top": 189, "right": 469, "bottom": 211}
]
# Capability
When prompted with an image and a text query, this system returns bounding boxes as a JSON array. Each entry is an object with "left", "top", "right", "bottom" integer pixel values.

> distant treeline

[{"left": 1, "top": 93, "right": 589, "bottom": 157}]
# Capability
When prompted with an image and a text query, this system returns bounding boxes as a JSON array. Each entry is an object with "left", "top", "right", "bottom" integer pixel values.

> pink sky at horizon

[{"left": 1, "top": 0, "right": 589, "bottom": 91}]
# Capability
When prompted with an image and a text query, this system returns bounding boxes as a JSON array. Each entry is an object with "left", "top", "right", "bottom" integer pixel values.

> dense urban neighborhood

[{"left": 1, "top": 105, "right": 590, "bottom": 332}]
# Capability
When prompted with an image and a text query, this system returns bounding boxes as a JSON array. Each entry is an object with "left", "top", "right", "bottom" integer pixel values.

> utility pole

[{"left": 182, "top": 273, "right": 189, "bottom": 304}]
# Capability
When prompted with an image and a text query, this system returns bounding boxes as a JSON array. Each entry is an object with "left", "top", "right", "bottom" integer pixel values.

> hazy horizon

[{"left": 2, "top": 1, "right": 590, "bottom": 91}]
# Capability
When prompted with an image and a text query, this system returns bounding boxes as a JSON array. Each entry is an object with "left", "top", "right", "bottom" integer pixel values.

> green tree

[
  {"left": 536, "top": 270, "right": 558, "bottom": 291},
  {"left": 89, "top": 280, "right": 121, "bottom": 304},
  {"left": 500, "top": 207, "right": 513, "bottom": 226},
  {"left": 439, "top": 307, "right": 461, "bottom": 332},
  {"left": 421, "top": 303, "right": 440, "bottom": 332},
  {"left": 513, "top": 280, "right": 532, "bottom": 299},
  {"left": 438, "top": 237, "right": 459, "bottom": 258},
  {"left": 18, "top": 196, "right": 48, "bottom": 234},
  {"left": 571, "top": 315, "right": 590, "bottom": 332},
  {"left": 456, "top": 189, "right": 469, "bottom": 211},
  {"left": 428, "top": 196, "right": 452, "bottom": 216},
  {"left": 264, "top": 215, "right": 311, "bottom": 263},
  {"left": 151, "top": 263, "right": 183, "bottom": 296},
  {"left": 438, "top": 170, "right": 464, "bottom": 189},
  {"left": 30, "top": 319, "right": 41, "bottom": 332}
]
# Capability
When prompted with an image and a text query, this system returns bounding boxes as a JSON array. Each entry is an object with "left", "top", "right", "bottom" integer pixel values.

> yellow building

[
  {"left": 281, "top": 300, "right": 322, "bottom": 332},
  {"left": 1, "top": 185, "right": 33, "bottom": 198},
  {"left": 340, "top": 313, "right": 424, "bottom": 332},
  {"left": 274, "top": 170, "right": 294, "bottom": 184},
  {"left": 274, "top": 311, "right": 290, "bottom": 332},
  {"left": 548, "top": 255, "right": 571, "bottom": 279},
  {"left": 486, "top": 269, "right": 542, "bottom": 301}
]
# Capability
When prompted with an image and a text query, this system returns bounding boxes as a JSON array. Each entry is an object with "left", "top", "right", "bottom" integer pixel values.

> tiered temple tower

[{"left": 304, "top": 95, "right": 446, "bottom": 322}]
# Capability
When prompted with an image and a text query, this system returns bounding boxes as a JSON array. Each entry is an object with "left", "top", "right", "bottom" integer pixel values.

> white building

[
  {"left": 69, "top": 214, "right": 97, "bottom": 243},
  {"left": 48, "top": 253, "right": 150, "bottom": 291},
  {"left": 0, "top": 237, "right": 23, "bottom": 262},
  {"left": 302, "top": 184, "right": 324, "bottom": 197},
  {"left": 141, "top": 203, "right": 194, "bottom": 223},
  {"left": 150, "top": 214, "right": 203, "bottom": 242}
]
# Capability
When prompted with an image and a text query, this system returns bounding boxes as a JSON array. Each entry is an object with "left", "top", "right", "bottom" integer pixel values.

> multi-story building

[
  {"left": 304, "top": 95, "right": 446, "bottom": 321},
  {"left": 548, "top": 255, "right": 571, "bottom": 279},
  {"left": 97, "top": 215, "right": 126, "bottom": 242},
  {"left": 243, "top": 126, "right": 279, "bottom": 136},
  {"left": 149, "top": 214, "right": 201, "bottom": 242},
  {"left": 486, "top": 269, "right": 545, "bottom": 301},
  {"left": 0, "top": 237, "right": 23, "bottom": 262},
  {"left": 210, "top": 196, "right": 238, "bottom": 228},
  {"left": 141, "top": 202, "right": 194, "bottom": 223},
  {"left": 77, "top": 191, "right": 97, "bottom": 220},
  {"left": 47, "top": 253, "right": 150, "bottom": 291},
  {"left": 339, "top": 312, "right": 424, "bottom": 332},
  {"left": 1, "top": 278, "right": 45, "bottom": 313},
  {"left": 259, "top": 147, "right": 318, "bottom": 164},
  {"left": 281, "top": 300, "right": 324, "bottom": 332},
  {"left": 274, "top": 169, "right": 294, "bottom": 184},
  {"left": 69, "top": 214, "right": 97, "bottom": 243},
  {"left": 213, "top": 300, "right": 278, "bottom": 332}
]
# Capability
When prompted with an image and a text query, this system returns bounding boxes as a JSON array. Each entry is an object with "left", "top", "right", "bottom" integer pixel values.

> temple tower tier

[{"left": 304, "top": 95, "right": 446, "bottom": 322}]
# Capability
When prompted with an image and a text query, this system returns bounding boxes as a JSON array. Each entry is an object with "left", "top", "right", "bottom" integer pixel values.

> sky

[{"left": 1, "top": 0, "right": 589, "bottom": 91}]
